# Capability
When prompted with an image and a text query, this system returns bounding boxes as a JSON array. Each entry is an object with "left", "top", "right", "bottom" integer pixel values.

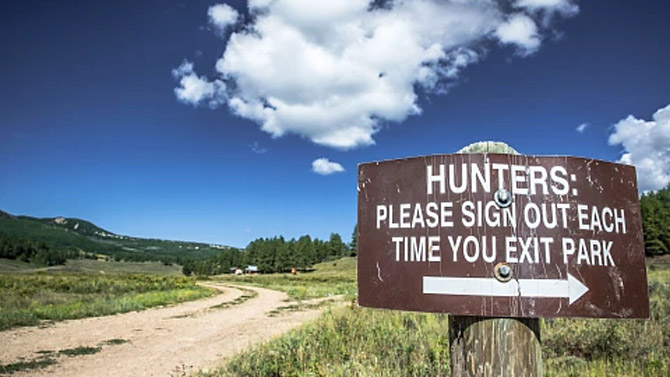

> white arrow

[{"left": 423, "top": 273, "right": 589, "bottom": 305}]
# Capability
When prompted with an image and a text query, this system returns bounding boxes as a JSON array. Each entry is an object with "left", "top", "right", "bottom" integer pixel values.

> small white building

[{"left": 245, "top": 265, "right": 260, "bottom": 274}]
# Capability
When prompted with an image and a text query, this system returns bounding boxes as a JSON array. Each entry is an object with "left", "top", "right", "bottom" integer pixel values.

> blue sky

[{"left": 1, "top": 0, "right": 668, "bottom": 248}]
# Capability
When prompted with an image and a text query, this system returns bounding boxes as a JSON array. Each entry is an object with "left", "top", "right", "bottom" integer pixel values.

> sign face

[{"left": 357, "top": 153, "right": 649, "bottom": 319}]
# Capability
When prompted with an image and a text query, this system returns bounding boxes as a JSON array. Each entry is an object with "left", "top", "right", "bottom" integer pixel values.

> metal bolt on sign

[
  {"left": 494, "top": 188, "right": 513, "bottom": 208},
  {"left": 494, "top": 262, "right": 513, "bottom": 282}
]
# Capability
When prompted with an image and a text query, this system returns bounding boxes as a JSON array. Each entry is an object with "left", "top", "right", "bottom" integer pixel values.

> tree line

[
  {"left": 0, "top": 236, "right": 79, "bottom": 266},
  {"left": 641, "top": 185, "right": 670, "bottom": 256},
  {"left": 182, "top": 230, "right": 357, "bottom": 276}
]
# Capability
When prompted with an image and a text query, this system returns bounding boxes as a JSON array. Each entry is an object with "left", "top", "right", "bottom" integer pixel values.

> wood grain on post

[
  {"left": 449, "top": 316, "right": 542, "bottom": 377},
  {"left": 449, "top": 142, "right": 542, "bottom": 377}
]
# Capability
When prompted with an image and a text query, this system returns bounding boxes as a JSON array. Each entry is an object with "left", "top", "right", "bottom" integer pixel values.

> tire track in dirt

[{"left": 0, "top": 284, "right": 332, "bottom": 376}]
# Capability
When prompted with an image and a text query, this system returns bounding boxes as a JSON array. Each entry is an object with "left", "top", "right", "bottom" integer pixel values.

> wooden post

[
  {"left": 449, "top": 316, "right": 542, "bottom": 377},
  {"left": 449, "top": 142, "right": 542, "bottom": 377}
]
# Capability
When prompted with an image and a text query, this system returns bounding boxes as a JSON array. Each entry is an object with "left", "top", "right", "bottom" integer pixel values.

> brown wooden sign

[{"left": 357, "top": 153, "right": 649, "bottom": 318}]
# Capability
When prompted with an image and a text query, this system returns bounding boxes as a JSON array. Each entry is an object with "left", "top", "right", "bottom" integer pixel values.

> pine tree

[
  {"left": 328, "top": 233, "right": 346, "bottom": 259},
  {"left": 274, "top": 239, "right": 294, "bottom": 272},
  {"left": 640, "top": 185, "right": 670, "bottom": 256},
  {"left": 295, "top": 235, "right": 314, "bottom": 269},
  {"left": 350, "top": 224, "right": 358, "bottom": 256}
]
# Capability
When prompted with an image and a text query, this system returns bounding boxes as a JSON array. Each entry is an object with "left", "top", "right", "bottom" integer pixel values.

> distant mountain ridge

[
  {"left": 0, "top": 210, "right": 15, "bottom": 220},
  {"left": 0, "top": 210, "right": 235, "bottom": 263},
  {"left": 32, "top": 216, "right": 116, "bottom": 238}
]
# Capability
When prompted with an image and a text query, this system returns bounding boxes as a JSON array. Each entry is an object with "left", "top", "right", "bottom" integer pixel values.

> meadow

[
  {"left": 0, "top": 258, "right": 184, "bottom": 275},
  {"left": 0, "top": 258, "right": 38, "bottom": 273},
  {"left": 201, "top": 256, "right": 670, "bottom": 377},
  {"left": 211, "top": 257, "right": 357, "bottom": 301},
  {"left": 0, "top": 265, "right": 213, "bottom": 330},
  {"left": 41, "top": 258, "right": 184, "bottom": 275}
]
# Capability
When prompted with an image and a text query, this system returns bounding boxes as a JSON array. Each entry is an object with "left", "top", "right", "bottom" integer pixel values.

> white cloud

[
  {"left": 576, "top": 122, "right": 588, "bottom": 133},
  {"left": 208, "top": 4, "right": 239, "bottom": 32},
  {"left": 608, "top": 104, "right": 670, "bottom": 192},
  {"left": 515, "top": 0, "right": 578, "bottom": 27},
  {"left": 515, "top": 0, "right": 579, "bottom": 17},
  {"left": 172, "top": 61, "right": 194, "bottom": 77},
  {"left": 495, "top": 14, "right": 540, "bottom": 56},
  {"left": 248, "top": 0, "right": 273, "bottom": 10},
  {"left": 175, "top": 0, "right": 578, "bottom": 149},
  {"left": 250, "top": 141, "right": 268, "bottom": 154},
  {"left": 172, "top": 61, "right": 227, "bottom": 108},
  {"left": 312, "top": 158, "right": 345, "bottom": 175}
]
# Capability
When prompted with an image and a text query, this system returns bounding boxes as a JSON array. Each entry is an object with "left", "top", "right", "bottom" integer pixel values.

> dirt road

[{"left": 0, "top": 284, "right": 333, "bottom": 376}]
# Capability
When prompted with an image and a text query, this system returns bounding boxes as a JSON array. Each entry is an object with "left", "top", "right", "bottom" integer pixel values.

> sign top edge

[{"left": 357, "top": 153, "right": 634, "bottom": 169}]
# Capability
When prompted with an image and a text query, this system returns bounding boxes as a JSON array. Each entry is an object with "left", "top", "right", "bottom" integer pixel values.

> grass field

[
  {"left": 0, "top": 271, "right": 214, "bottom": 330},
  {"left": 200, "top": 257, "right": 670, "bottom": 377},
  {"left": 211, "top": 257, "right": 357, "bottom": 300},
  {"left": 46, "top": 259, "right": 184, "bottom": 275},
  {"left": 0, "top": 258, "right": 183, "bottom": 275},
  {"left": 0, "top": 258, "right": 40, "bottom": 273}
]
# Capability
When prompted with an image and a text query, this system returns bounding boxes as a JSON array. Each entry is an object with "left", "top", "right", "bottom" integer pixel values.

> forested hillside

[
  {"left": 0, "top": 210, "right": 232, "bottom": 265},
  {"left": 641, "top": 185, "right": 670, "bottom": 255}
]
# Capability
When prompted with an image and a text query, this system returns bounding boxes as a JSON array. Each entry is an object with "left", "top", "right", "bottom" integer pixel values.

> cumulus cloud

[
  {"left": 172, "top": 61, "right": 227, "bottom": 108},
  {"left": 312, "top": 158, "right": 345, "bottom": 175},
  {"left": 208, "top": 4, "right": 239, "bottom": 32},
  {"left": 495, "top": 14, "right": 541, "bottom": 56},
  {"left": 608, "top": 104, "right": 670, "bottom": 192},
  {"left": 174, "top": 0, "right": 578, "bottom": 149},
  {"left": 576, "top": 122, "right": 588, "bottom": 133}
]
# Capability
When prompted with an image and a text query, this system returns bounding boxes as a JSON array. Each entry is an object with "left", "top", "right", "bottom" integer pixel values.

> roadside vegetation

[
  {"left": 541, "top": 258, "right": 670, "bottom": 376},
  {"left": 0, "top": 273, "right": 213, "bottom": 330},
  {"left": 199, "top": 256, "right": 669, "bottom": 377}
]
